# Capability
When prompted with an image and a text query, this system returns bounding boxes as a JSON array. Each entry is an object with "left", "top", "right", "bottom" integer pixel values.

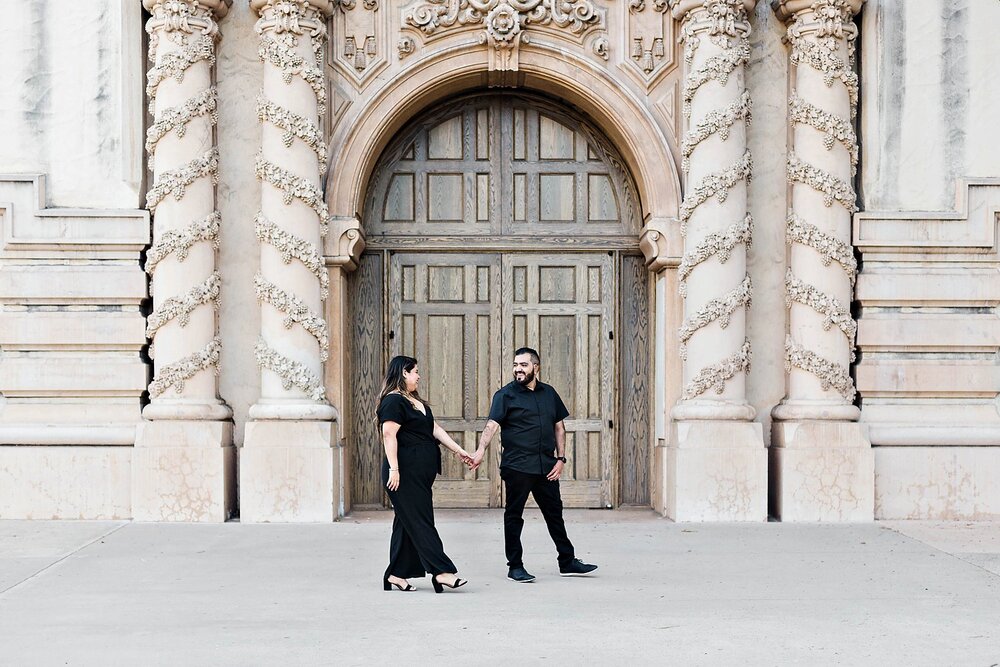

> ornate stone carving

[
  {"left": 146, "top": 272, "right": 222, "bottom": 340},
  {"left": 678, "top": 275, "right": 752, "bottom": 360},
  {"left": 143, "top": 1, "right": 229, "bottom": 410},
  {"left": 255, "top": 213, "right": 330, "bottom": 298},
  {"left": 681, "top": 90, "right": 751, "bottom": 173},
  {"left": 334, "top": 0, "right": 383, "bottom": 82},
  {"left": 255, "top": 155, "right": 332, "bottom": 236},
  {"left": 777, "top": 0, "right": 863, "bottom": 412},
  {"left": 672, "top": 0, "right": 755, "bottom": 403},
  {"left": 678, "top": 149, "right": 753, "bottom": 235},
  {"left": 146, "top": 149, "right": 220, "bottom": 212},
  {"left": 785, "top": 213, "right": 856, "bottom": 284},
  {"left": 148, "top": 338, "right": 223, "bottom": 398},
  {"left": 784, "top": 271, "right": 856, "bottom": 343},
  {"left": 253, "top": 0, "right": 333, "bottom": 407},
  {"left": 678, "top": 213, "right": 753, "bottom": 295},
  {"left": 627, "top": 0, "right": 673, "bottom": 83},
  {"left": 785, "top": 337, "right": 855, "bottom": 402},
  {"left": 257, "top": 97, "right": 327, "bottom": 168},
  {"left": 145, "top": 211, "right": 221, "bottom": 274},
  {"left": 786, "top": 153, "right": 856, "bottom": 211},
  {"left": 254, "top": 273, "right": 330, "bottom": 360},
  {"left": 682, "top": 339, "right": 752, "bottom": 401},
  {"left": 401, "top": 0, "right": 605, "bottom": 71},
  {"left": 254, "top": 339, "right": 326, "bottom": 401}
]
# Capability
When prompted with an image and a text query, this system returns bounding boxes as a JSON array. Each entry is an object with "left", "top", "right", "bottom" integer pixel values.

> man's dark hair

[{"left": 513, "top": 347, "right": 540, "bottom": 365}]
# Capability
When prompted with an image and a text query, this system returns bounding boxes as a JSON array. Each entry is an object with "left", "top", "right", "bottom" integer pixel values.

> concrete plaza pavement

[{"left": 1, "top": 510, "right": 999, "bottom": 666}]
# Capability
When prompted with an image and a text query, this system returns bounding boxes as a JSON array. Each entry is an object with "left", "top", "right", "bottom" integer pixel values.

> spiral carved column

[
  {"left": 666, "top": 0, "right": 766, "bottom": 521},
  {"left": 770, "top": 0, "right": 873, "bottom": 521},
  {"left": 242, "top": 0, "right": 340, "bottom": 522},
  {"left": 134, "top": 0, "right": 234, "bottom": 522}
]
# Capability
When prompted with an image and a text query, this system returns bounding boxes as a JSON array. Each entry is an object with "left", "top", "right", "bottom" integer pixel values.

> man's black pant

[{"left": 501, "top": 468, "right": 575, "bottom": 569}]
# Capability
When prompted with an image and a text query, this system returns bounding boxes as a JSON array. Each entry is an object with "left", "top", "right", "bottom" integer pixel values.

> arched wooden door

[{"left": 348, "top": 93, "right": 650, "bottom": 509}]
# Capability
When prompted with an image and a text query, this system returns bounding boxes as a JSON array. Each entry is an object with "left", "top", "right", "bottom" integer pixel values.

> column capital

[
  {"left": 670, "top": 0, "right": 756, "bottom": 27},
  {"left": 771, "top": 0, "right": 863, "bottom": 27},
  {"left": 143, "top": 0, "right": 232, "bottom": 36},
  {"left": 251, "top": 0, "right": 335, "bottom": 28}
]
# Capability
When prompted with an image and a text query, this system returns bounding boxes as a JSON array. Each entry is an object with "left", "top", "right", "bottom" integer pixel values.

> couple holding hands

[{"left": 378, "top": 348, "right": 598, "bottom": 593}]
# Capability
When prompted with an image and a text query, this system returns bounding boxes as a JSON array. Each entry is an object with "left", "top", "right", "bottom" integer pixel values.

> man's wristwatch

[{"left": 555, "top": 456, "right": 567, "bottom": 463}]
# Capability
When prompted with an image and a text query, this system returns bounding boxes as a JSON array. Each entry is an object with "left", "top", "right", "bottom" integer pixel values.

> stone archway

[{"left": 344, "top": 91, "right": 652, "bottom": 510}]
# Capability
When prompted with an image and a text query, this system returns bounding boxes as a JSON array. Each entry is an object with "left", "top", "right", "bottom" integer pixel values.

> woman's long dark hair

[{"left": 376, "top": 355, "right": 429, "bottom": 416}]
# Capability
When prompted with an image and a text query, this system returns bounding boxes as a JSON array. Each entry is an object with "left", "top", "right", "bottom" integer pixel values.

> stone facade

[{"left": 1, "top": 0, "right": 998, "bottom": 521}]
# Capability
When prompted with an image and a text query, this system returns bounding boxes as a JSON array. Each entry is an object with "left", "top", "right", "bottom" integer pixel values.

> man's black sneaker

[
  {"left": 559, "top": 558, "right": 598, "bottom": 576},
  {"left": 507, "top": 567, "right": 536, "bottom": 583}
]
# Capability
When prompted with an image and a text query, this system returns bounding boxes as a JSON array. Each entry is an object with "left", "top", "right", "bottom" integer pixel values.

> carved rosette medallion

[
  {"left": 400, "top": 0, "right": 607, "bottom": 72},
  {"left": 670, "top": 0, "right": 755, "bottom": 405},
  {"left": 776, "top": 0, "right": 862, "bottom": 406},
  {"left": 142, "top": 0, "right": 231, "bottom": 408}
]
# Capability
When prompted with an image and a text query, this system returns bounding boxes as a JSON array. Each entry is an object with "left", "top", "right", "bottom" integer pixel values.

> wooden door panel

[
  {"left": 390, "top": 252, "right": 501, "bottom": 508},
  {"left": 502, "top": 253, "right": 614, "bottom": 508}
]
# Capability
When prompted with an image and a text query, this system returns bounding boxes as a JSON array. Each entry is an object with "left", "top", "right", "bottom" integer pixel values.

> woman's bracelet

[{"left": 389, "top": 467, "right": 398, "bottom": 472}]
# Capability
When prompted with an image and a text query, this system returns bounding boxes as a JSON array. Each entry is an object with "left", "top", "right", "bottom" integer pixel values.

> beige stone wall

[
  {"left": 856, "top": 0, "right": 1000, "bottom": 519},
  {"left": 1, "top": 0, "right": 998, "bottom": 520}
]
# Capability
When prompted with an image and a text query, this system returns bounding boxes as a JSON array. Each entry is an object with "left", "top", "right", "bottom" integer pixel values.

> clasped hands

[{"left": 458, "top": 448, "right": 564, "bottom": 480}]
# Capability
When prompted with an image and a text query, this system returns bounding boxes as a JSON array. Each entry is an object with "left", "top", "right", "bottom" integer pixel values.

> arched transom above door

[{"left": 363, "top": 93, "right": 641, "bottom": 250}]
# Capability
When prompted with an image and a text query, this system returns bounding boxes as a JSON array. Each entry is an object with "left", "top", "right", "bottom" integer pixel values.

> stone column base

[
  {"left": 239, "top": 420, "right": 342, "bottom": 522},
  {"left": 132, "top": 421, "right": 235, "bottom": 522},
  {"left": 665, "top": 421, "right": 767, "bottom": 521},
  {"left": 770, "top": 421, "right": 873, "bottom": 522}
]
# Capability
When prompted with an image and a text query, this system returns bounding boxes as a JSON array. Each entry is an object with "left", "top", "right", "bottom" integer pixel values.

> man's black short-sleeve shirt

[{"left": 488, "top": 380, "right": 570, "bottom": 474}]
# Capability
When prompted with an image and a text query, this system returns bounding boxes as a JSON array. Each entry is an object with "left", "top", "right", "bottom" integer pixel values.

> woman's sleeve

[{"left": 377, "top": 395, "right": 406, "bottom": 425}]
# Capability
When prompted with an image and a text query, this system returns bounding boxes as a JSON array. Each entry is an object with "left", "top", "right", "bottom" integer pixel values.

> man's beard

[{"left": 514, "top": 369, "right": 535, "bottom": 385}]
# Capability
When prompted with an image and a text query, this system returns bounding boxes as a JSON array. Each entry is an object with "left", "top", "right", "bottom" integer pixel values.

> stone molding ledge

[
  {"left": 0, "top": 174, "right": 149, "bottom": 253},
  {"left": 854, "top": 178, "right": 1000, "bottom": 253}
]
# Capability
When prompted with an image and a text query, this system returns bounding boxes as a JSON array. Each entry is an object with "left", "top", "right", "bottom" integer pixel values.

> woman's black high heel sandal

[
  {"left": 384, "top": 575, "right": 416, "bottom": 592},
  {"left": 432, "top": 574, "right": 468, "bottom": 594}
]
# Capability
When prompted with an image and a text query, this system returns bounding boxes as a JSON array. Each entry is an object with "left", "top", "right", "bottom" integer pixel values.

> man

[{"left": 471, "top": 347, "right": 598, "bottom": 582}]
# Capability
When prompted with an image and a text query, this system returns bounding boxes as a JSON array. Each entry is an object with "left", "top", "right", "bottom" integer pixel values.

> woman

[{"left": 378, "top": 355, "right": 471, "bottom": 593}]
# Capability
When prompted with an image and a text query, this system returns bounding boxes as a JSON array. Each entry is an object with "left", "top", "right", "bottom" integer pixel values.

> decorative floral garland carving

[
  {"left": 674, "top": 2, "right": 754, "bottom": 401},
  {"left": 681, "top": 40, "right": 750, "bottom": 118},
  {"left": 254, "top": 274, "right": 330, "bottom": 360},
  {"left": 786, "top": 153, "right": 856, "bottom": 211},
  {"left": 146, "top": 34, "right": 216, "bottom": 107},
  {"left": 678, "top": 213, "right": 753, "bottom": 296},
  {"left": 255, "top": 155, "right": 332, "bottom": 236},
  {"left": 255, "top": 213, "right": 330, "bottom": 299},
  {"left": 785, "top": 213, "right": 856, "bottom": 284},
  {"left": 784, "top": 271, "right": 856, "bottom": 344},
  {"left": 681, "top": 90, "right": 752, "bottom": 173},
  {"left": 254, "top": 339, "right": 326, "bottom": 401},
  {"left": 405, "top": 0, "right": 602, "bottom": 37},
  {"left": 678, "top": 276, "right": 752, "bottom": 360},
  {"left": 145, "top": 87, "right": 219, "bottom": 160},
  {"left": 146, "top": 272, "right": 221, "bottom": 340},
  {"left": 144, "top": 11, "right": 223, "bottom": 401},
  {"left": 788, "top": 37, "right": 858, "bottom": 114},
  {"left": 782, "top": 4, "right": 861, "bottom": 405},
  {"left": 258, "top": 33, "right": 327, "bottom": 113},
  {"left": 679, "top": 149, "right": 753, "bottom": 235},
  {"left": 682, "top": 339, "right": 752, "bottom": 400},
  {"left": 788, "top": 95, "right": 857, "bottom": 166},
  {"left": 256, "top": 97, "right": 327, "bottom": 168},
  {"left": 145, "top": 211, "right": 221, "bottom": 274},
  {"left": 255, "top": 4, "right": 331, "bottom": 402},
  {"left": 148, "top": 337, "right": 222, "bottom": 398},
  {"left": 785, "top": 337, "right": 855, "bottom": 402},
  {"left": 146, "top": 148, "right": 220, "bottom": 212}
]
